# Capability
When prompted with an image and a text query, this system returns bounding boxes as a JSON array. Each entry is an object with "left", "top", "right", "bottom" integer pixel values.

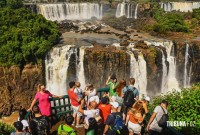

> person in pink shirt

[{"left": 28, "top": 84, "right": 62, "bottom": 117}]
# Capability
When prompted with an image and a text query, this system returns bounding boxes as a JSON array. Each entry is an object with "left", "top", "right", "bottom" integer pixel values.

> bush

[
  {"left": 0, "top": 7, "right": 60, "bottom": 67},
  {"left": 0, "top": 122, "right": 14, "bottom": 135},
  {"left": 149, "top": 83, "right": 200, "bottom": 135}
]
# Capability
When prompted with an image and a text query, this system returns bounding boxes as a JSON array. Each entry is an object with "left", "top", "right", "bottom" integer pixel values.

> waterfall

[
  {"left": 45, "top": 45, "right": 75, "bottom": 96},
  {"left": 134, "top": 4, "right": 138, "bottom": 19},
  {"left": 116, "top": 2, "right": 134, "bottom": 18},
  {"left": 160, "top": 49, "right": 168, "bottom": 93},
  {"left": 37, "top": 3, "right": 103, "bottom": 21},
  {"left": 129, "top": 51, "right": 147, "bottom": 97},
  {"left": 76, "top": 47, "right": 86, "bottom": 89},
  {"left": 164, "top": 41, "right": 180, "bottom": 92},
  {"left": 183, "top": 43, "right": 189, "bottom": 88},
  {"left": 161, "top": 2, "right": 200, "bottom": 12}
]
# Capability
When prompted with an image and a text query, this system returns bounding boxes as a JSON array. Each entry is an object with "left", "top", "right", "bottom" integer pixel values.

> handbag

[{"left": 157, "top": 106, "right": 168, "bottom": 128}]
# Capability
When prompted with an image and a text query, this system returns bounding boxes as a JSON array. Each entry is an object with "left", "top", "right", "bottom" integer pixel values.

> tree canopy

[{"left": 0, "top": 0, "right": 60, "bottom": 67}]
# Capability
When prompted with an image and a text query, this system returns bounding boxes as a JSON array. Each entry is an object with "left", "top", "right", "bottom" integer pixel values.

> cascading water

[
  {"left": 37, "top": 3, "right": 103, "bottom": 21},
  {"left": 134, "top": 4, "right": 138, "bottom": 19},
  {"left": 164, "top": 41, "right": 180, "bottom": 91},
  {"left": 76, "top": 47, "right": 86, "bottom": 89},
  {"left": 183, "top": 43, "right": 189, "bottom": 88},
  {"left": 161, "top": 2, "right": 200, "bottom": 12},
  {"left": 160, "top": 49, "right": 168, "bottom": 93},
  {"left": 45, "top": 45, "right": 75, "bottom": 96},
  {"left": 115, "top": 2, "right": 135, "bottom": 18},
  {"left": 128, "top": 50, "right": 147, "bottom": 97}
]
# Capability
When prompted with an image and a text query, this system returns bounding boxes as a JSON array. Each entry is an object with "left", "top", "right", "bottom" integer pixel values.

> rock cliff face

[{"left": 0, "top": 65, "right": 42, "bottom": 116}]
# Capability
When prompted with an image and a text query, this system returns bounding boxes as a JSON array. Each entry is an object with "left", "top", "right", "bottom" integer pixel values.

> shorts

[
  {"left": 122, "top": 104, "right": 130, "bottom": 115},
  {"left": 128, "top": 121, "right": 141, "bottom": 134},
  {"left": 71, "top": 105, "right": 82, "bottom": 117}
]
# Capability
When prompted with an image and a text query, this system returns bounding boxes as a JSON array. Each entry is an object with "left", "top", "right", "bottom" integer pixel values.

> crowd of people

[{"left": 10, "top": 74, "right": 169, "bottom": 135}]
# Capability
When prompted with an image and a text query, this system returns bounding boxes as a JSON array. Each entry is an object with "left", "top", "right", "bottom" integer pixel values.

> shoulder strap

[
  {"left": 61, "top": 125, "right": 63, "bottom": 130},
  {"left": 160, "top": 106, "right": 166, "bottom": 114}
]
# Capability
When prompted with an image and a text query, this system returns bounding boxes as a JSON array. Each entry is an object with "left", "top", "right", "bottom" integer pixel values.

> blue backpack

[{"left": 109, "top": 114, "right": 125, "bottom": 134}]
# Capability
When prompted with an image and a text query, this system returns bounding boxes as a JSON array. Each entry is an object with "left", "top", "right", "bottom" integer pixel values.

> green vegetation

[
  {"left": 0, "top": 122, "right": 14, "bottom": 135},
  {"left": 0, "top": 0, "right": 60, "bottom": 67},
  {"left": 149, "top": 83, "right": 200, "bottom": 135},
  {"left": 151, "top": 4, "right": 189, "bottom": 33}
]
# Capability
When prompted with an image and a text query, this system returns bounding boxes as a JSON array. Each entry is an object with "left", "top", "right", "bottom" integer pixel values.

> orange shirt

[
  {"left": 98, "top": 104, "right": 111, "bottom": 123},
  {"left": 128, "top": 111, "right": 143, "bottom": 124}
]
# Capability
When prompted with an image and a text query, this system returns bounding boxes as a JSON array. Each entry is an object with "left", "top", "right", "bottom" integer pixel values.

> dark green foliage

[
  {"left": 149, "top": 83, "right": 200, "bottom": 135},
  {"left": 192, "top": 8, "right": 200, "bottom": 21},
  {"left": 0, "top": 122, "right": 15, "bottom": 135},
  {"left": 0, "top": 7, "right": 60, "bottom": 66},
  {"left": 6, "top": 0, "right": 23, "bottom": 9}
]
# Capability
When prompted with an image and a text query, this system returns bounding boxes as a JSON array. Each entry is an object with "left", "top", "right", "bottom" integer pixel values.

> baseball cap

[
  {"left": 13, "top": 121, "right": 23, "bottom": 131},
  {"left": 145, "top": 96, "right": 150, "bottom": 102},
  {"left": 110, "top": 102, "right": 119, "bottom": 108},
  {"left": 89, "top": 96, "right": 99, "bottom": 104}
]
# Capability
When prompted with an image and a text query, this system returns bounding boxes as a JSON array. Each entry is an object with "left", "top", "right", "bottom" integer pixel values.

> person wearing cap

[
  {"left": 10, "top": 121, "right": 31, "bottom": 135},
  {"left": 106, "top": 74, "right": 118, "bottom": 97},
  {"left": 147, "top": 100, "right": 168, "bottom": 135},
  {"left": 78, "top": 96, "right": 100, "bottom": 134},
  {"left": 103, "top": 102, "right": 124, "bottom": 135}
]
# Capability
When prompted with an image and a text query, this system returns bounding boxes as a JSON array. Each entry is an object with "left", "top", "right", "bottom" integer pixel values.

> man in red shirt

[{"left": 68, "top": 81, "right": 83, "bottom": 128}]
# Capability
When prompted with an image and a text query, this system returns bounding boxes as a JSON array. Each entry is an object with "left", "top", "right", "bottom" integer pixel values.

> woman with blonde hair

[
  {"left": 126, "top": 101, "right": 146, "bottom": 135},
  {"left": 28, "top": 84, "right": 63, "bottom": 117}
]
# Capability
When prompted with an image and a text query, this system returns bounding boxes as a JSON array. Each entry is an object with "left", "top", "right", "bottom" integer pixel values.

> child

[{"left": 74, "top": 82, "right": 84, "bottom": 99}]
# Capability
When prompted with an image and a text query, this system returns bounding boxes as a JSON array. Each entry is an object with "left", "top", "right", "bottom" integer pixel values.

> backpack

[
  {"left": 32, "top": 116, "right": 48, "bottom": 135},
  {"left": 123, "top": 86, "right": 136, "bottom": 107},
  {"left": 157, "top": 106, "right": 168, "bottom": 128},
  {"left": 59, "top": 125, "right": 76, "bottom": 135},
  {"left": 110, "top": 114, "right": 125, "bottom": 134}
]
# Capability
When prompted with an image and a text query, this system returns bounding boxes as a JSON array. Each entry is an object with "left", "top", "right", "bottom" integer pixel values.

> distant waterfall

[
  {"left": 160, "top": 49, "right": 168, "bottom": 93},
  {"left": 183, "top": 44, "right": 189, "bottom": 88},
  {"left": 116, "top": 2, "right": 138, "bottom": 18},
  {"left": 129, "top": 51, "right": 147, "bottom": 97},
  {"left": 161, "top": 2, "right": 200, "bottom": 12},
  {"left": 164, "top": 41, "right": 180, "bottom": 91},
  {"left": 76, "top": 47, "right": 86, "bottom": 89},
  {"left": 134, "top": 4, "right": 138, "bottom": 19},
  {"left": 45, "top": 45, "right": 75, "bottom": 96},
  {"left": 37, "top": 3, "right": 103, "bottom": 21}
]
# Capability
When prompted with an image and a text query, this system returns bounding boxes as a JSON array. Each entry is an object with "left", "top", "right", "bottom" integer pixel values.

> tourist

[
  {"left": 106, "top": 74, "right": 118, "bottom": 97},
  {"left": 98, "top": 96, "right": 111, "bottom": 124},
  {"left": 29, "top": 105, "right": 50, "bottom": 135},
  {"left": 147, "top": 100, "right": 168, "bottom": 135},
  {"left": 103, "top": 102, "right": 125, "bottom": 135},
  {"left": 18, "top": 108, "right": 29, "bottom": 132},
  {"left": 28, "top": 84, "right": 63, "bottom": 117},
  {"left": 74, "top": 82, "right": 84, "bottom": 99},
  {"left": 57, "top": 115, "right": 76, "bottom": 135},
  {"left": 115, "top": 79, "right": 126, "bottom": 112},
  {"left": 84, "top": 84, "right": 97, "bottom": 103},
  {"left": 126, "top": 100, "right": 146, "bottom": 135},
  {"left": 122, "top": 78, "right": 139, "bottom": 120},
  {"left": 78, "top": 96, "right": 100, "bottom": 134},
  {"left": 10, "top": 121, "right": 31, "bottom": 135},
  {"left": 68, "top": 81, "right": 83, "bottom": 128}
]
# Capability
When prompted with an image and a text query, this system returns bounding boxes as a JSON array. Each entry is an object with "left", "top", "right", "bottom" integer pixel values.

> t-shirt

[
  {"left": 108, "top": 81, "right": 118, "bottom": 96},
  {"left": 123, "top": 85, "right": 139, "bottom": 97},
  {"left": 105, "top": 112, "right": 122, "bottom": 135},
  {"left": 74, "top": 87, "right": 84, "bottom": 98},
  {"left": 149, "top": 106, "right": 168, "bottom": 133},
  {"left": 17, "top": 118, "right": 29, "bottom": 131},
  {"left": 68, "top": 88, "right": 79, "bottom": 107},
  {"left": 128, "top": 111, "right": 143, "bottom": 124},
  {"left": 57, "top": 124, "right": 76, "bottom": 135},
  {"left": 98, "top": 104, "right": 111, "bottom": 123},
  {"left": 29, "top": 115, "right": 50, "bottom": 135},
  {"left": 34, "top": 91, "right": 53, "bottom": 116},
  {"left": 84, "top": 109, "right": 100, "bottom": 126},
  {"left": 10, "top": 132, "right": 31, "bottom": 135}
]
